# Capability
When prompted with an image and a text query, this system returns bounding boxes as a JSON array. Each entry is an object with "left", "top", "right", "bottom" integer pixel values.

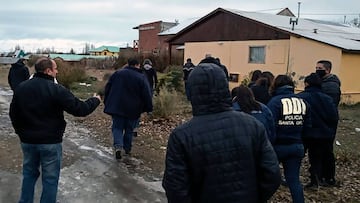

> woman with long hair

[{"left": 233, "top": 85, "right": 276, "bottom": 144}]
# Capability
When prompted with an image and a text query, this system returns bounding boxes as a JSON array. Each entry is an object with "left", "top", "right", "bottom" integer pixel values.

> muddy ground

[{"left": 1, "top": 66, "right": 360, "bottom": 202}]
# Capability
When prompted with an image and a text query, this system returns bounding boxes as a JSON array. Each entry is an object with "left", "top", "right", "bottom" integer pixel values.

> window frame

[{"left": 248, "top": 46, "right": 266, "bottom": 64}]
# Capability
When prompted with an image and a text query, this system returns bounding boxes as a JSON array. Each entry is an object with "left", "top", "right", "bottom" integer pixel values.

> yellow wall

[
  {"left": 288, "top": 36, "right": 342, "bottom": 90},
  {"left": 100, "top": 50, "right": 118, "bottom": 57},
  {"left": 340, "top": 53, "right": 360, "bottom": 104},
  {"left": 184, "top": 38, "right": 360, "bottom": 103},
  {"left": 91, "top": 51, "right": 118, "bottom": 56},
  {"left": 184, "top": 40, "right": 290, "bottom": 90}
]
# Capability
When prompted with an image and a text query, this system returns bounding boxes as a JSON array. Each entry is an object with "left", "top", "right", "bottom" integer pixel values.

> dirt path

[{"left": 0, "top": 86, "right": 166, "bottom": 203}]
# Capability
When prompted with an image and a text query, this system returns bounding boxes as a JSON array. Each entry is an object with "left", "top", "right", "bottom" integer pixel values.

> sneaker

[{"left": 115, "top": 149, "right": 122, "bottom": 160}]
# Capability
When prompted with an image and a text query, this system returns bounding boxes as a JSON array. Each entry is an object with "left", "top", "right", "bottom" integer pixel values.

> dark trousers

[
  {"left": 304, "top": 137, "right": 335, "bottom": 184},
  {"left": 322, "top": 138, "right": 336, "bottom": 182}
]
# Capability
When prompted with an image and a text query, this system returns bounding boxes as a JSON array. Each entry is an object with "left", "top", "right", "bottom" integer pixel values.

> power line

[{"left": 302, "top": 13, "right": 359, "bottom": 16}]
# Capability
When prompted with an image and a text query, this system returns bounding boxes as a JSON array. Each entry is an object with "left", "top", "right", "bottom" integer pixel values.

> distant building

[
  {"left": 88, "top": 46, "right": 120, "bottom": 56},
  {"left": 0, "top": 49, "right": 26, "bottom": 64},
  {"left": 133, "top": 21, "right": 178, "bottom": 55},
  {"left": 276, "top": 8, "right": 296, "bottom": 17}
]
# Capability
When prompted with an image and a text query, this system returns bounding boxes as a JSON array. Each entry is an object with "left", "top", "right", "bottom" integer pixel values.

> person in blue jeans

[
  {"left": 267, "top": 75, "right": 311, "bottom": 203},
  {"left": 104, "top": 58, "right": 153, "bottom": 160},
  {"left": 9, "top": 57, "right": 101, "bottom": 203}
]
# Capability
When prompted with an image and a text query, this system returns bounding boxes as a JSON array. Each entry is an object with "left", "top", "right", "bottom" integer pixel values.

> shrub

[
  {"left": 56, "top": 60, "right": 87, "bottom": 88},
  {"left": 152, "top": 86, "right": 187, "bottom": 118},
  {"left": 156, "top": 65, "right": 184, "bottom": 94}
]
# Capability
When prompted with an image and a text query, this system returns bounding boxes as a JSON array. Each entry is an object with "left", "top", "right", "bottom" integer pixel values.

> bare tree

[{"left": 69, "top": 48, "right": 75, "bottom": 54}]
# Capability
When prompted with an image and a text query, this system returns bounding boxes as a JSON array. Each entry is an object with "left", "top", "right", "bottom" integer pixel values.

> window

[
  {"left": 249, "top": 46, "right": 265, "bottom": 64},
  {"left": 229, "top": 73, "right": 239, "bottom": 82}
]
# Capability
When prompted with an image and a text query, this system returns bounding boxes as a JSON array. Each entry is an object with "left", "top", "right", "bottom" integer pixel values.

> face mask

[{"left": 316, "top": 69, "right": 326, "bottom": 78}]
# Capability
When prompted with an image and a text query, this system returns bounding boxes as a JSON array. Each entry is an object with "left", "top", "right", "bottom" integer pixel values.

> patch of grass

[
  {"left": 335, "top": 105, "right": 360, "bottom": 159},
  {"left": 152, "top": 86, "right": 191, "bottom": 118},
  {"left": 70, "top": 80, "right": 100, "bottom": 99}
]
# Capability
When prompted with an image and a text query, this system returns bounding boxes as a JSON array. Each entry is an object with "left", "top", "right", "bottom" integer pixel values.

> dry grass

[{"left": 0, "top": 65, "right": 10, "bottom": 87}]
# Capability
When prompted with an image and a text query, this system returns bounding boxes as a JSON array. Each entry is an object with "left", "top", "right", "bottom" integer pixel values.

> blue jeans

[
  {"left": 111, "top": 115, "right": 138, "bottom": 152},
  {"left": 19, "top": 143, "right": 62, "bottom": 203},
  {"left": 274, "top": 144, "right": 305, "bottom": 203}
]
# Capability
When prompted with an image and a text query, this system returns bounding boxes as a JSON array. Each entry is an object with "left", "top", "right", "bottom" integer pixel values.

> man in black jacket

[
  {"left": 315, "top": 60, "right": 341, "bottom": 186},
  {"left": 9, "top": 57, "right": 101, "bottom": 203},
  {"left": 315, "top": 60, "right": 341, "bottom": 106},
  {"left": 8, "top": 58, "right": 30, "bottom": 91},
  {"left": 162, "top": 57, "right": 281, "bottom": 203},
  {"left": 298, "top": 73, "right": 339, "bottom": 188}
]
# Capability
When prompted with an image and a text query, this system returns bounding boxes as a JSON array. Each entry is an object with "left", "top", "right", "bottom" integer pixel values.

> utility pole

[{"left": 297, "top": 2, "right": 301, "bottom": 18}]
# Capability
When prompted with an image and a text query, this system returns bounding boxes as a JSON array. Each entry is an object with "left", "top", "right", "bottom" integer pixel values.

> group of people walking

[
  {"left": 8, "top": 57, "right": 157, "bottom": 203},
  {"left": 8, "top": 55, "right": 341, "bottom": 203},
  {"left": 167, "top": 58, "right": 341, "bottom": 202}
]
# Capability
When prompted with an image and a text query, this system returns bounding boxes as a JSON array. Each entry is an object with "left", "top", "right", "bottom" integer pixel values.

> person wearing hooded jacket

[
  {"left": 142, "top": 59, "right": 158, "bottom": 94},
  {"left": 267, "top": 75, "right": 311, "bottom": 203},
  {"left": 298, "top": 73, "right": 339, "bottom": 188},
  {"left": 8, "top": 58, "right": 30, "bottom": 91},
  {"left": 162, "top": 56, "right": 281, "bottom": 203}
]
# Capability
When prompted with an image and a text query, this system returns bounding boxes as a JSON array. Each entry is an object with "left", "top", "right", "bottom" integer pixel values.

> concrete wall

[
  {"left": 340, "top": 53, "right": 360, "bottom": 104},
  {"left": 184, "top": 38, "right": 360, "bottom": 103},
  {"left": 184, "top": 40, "right": 290, "bottom": 90},
  {"left": 288, "top": 36, "right": 342, "bottom": 90}
]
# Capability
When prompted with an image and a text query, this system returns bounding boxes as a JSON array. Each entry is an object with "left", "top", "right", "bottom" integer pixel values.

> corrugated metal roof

[
  {"left": 226, "top": 8, "right": 360, "bottom": 51},
  {"left": 0, "top": 57, "right": 20, "bottom": 64},
  {"left": 88, "top": 46, "right": 120, "bottom": 53},
  {"left": 165, "top": 8, "right": 360, "bottom": 51},
  {"left": 158, "top": 17, "right": 200, "bottom": 36},
  {"left": 49, "top": 54, "right": 109, "bottom": 61}
]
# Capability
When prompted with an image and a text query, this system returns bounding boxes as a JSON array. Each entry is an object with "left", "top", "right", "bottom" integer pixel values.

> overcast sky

[{"left": 1, "top": 0, "right": 359, "bottom": 53}]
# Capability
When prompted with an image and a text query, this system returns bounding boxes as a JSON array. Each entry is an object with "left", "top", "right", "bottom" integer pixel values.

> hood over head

[{"left": 187, "top": 60, "right": 232, "bottom": 116}]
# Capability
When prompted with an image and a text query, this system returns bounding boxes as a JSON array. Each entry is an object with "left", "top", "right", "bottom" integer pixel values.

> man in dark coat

[
  {"left": 104, "top": 58, "right": 153, "bottom": 159},
  {"left": 8, "top": 58, "right": 30, "bottom": 91},
  {"left": 315, "top": 60, "right": 341, "bottom": 186},
  {"left": 183, "top": 58, "right": 195, "bottom": 82},
  {"left": 215, "top": 57, "right": 229, "bottom": 81},
  {"left": 316, "top": 60, "right": 341, "bottom": 106},
  {"left": 10, "top": 57, "right": 101, "bottom": 203},
  {"left": 183, "top": 58, "right": 195, "bottom": 99},
  {"left": 162, "top": 57, "right": 281, "bottom": 203},
  {"left": 298, "top": 73, "right": 339, "bottom": 188}
]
